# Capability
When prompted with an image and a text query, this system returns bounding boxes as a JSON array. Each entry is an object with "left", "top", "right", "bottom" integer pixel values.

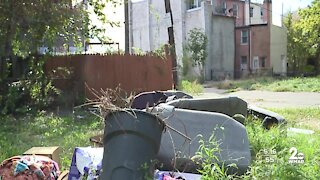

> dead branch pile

[{"left": 84, "top": 86, "right": 134, "bottom": 118}]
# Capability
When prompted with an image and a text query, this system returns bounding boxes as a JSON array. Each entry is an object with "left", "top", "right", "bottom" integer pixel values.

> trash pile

[
  {"left": 0, "top": 155, "right": 60, "bottom": 179},
  {"left": 0, "top": 90, "right": 287, "bottom": 180}
]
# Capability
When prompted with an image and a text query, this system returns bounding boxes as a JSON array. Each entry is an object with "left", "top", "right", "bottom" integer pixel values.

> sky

[
  {"left": 94, "top": 0, "right": 314, "bottom": 52},
  {"left": 88, "top": 2, "right": 125, "bottom": 53},
  {"left": 273, "top": 0, "right": 313, "bottom": 26}
]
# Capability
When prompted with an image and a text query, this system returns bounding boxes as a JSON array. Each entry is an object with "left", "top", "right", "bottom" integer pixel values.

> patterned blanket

[{"left": 0, "top": 155, "right": 60, "bottom": 180}]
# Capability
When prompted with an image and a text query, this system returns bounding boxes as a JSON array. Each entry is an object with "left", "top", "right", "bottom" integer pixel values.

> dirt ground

[{"left": 195, "top": 87, "right": 320, "bottom": 108}]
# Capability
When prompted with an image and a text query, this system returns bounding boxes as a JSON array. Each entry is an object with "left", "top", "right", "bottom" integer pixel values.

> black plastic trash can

[{"left": 100, "top": 110, "right": 164, "bottom": 180}]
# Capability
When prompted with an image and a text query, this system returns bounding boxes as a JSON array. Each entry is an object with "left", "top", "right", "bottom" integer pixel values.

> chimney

[{"left": 264, "top": 0, "right": 272, "bottom": 25}]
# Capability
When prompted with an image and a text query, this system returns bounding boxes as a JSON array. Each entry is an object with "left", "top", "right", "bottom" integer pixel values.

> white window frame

[
  {"left": 233, "top": 4, "right": 238, "bottom": 17},
  {"left": 241, "top": 30, "right": 248, "bottom": 44}
]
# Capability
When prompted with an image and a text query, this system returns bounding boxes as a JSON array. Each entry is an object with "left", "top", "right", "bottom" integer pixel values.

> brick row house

[
  {"left": 214, "top": 0, "right": 287, "bottom": 78},
  {"left": 128, "top": 0, "right": 287, "bottom": 79}
]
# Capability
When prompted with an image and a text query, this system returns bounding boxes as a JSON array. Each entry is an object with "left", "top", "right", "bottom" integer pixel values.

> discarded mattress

[
  {"left": 151, "top": 104, "right": 251, "bottom": 175},
  {"left": 166, "top": 97, "right": 248, "bottom": 118}
]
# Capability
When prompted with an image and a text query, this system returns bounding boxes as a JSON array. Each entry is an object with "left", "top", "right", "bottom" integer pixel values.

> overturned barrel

[{"left": 100, "top": 110, "right": 164, "bottom": 180}]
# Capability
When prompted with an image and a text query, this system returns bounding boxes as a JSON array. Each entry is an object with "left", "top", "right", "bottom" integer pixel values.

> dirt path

[{"left": 196, "top": 88, "right": 320, "bottom": 108}]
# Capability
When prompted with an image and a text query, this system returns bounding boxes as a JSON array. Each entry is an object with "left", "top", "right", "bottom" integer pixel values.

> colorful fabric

[
  {"left": 68, "top": 147, "right": 103, "bottom": 180},
  {"left": 154, "top": 170, "right": 202, "bottom": 180},
  {"left": 0, "top": 155, "right": 60, "bottom": 180}
]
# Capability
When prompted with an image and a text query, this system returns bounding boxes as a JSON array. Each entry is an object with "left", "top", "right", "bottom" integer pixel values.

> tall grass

[
  {"left": 196, "top": 117, "right": 320, "bottom": 179},
  {"left": 213, "top": 77, "right": 320, "bottom": 92},
  {"left": 270, "top": 107, "right": 320, "bottom": 131},
  {"left": 244, "top": 119, "right": 320, "bottom": 179},
  {"left": 0, "top": 111, "right": 103, "bottom": 170}
]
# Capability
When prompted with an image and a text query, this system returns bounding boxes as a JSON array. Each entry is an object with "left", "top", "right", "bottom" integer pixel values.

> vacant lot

[
  {"left": 210, "top": 77, "right": 320, "bottom": 92},
  {"left": 0, "top": 107, "right": 319, "bottom": 178}
]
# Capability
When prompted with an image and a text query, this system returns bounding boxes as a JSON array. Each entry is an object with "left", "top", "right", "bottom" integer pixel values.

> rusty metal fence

[{"left": 45, "top": 54, "right": 173, "bottom": 99}]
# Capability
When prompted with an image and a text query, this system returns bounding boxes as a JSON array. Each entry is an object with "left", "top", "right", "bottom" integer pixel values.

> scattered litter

[
  {"left": 287, "top": 128, "right": 315, "bottom": 135},
  {"left": 154, "top": 170, "right": 201, "bottom": 180},
  {"left": 0, "top": 155, "right": 60, "bottom": 179},
  {"left": 68, "top": 147, "right": 103, "bottom": 180}
]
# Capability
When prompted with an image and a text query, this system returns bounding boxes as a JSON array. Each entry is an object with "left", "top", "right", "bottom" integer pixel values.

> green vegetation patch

[
  {"left": 213, "top": 77, "right": 320, "bottom": 92},
  {"left": 0, "top": 112, "right": 103, "bottom": 170},
  {"left": 270, "top": 107, "right": 320, "bottom": 131},
  {"left": 1, "top": 107, "right": 319, "bottom": 178},
  {"left": 180, "top": 80, "right": 204, "bottom": 95},
  {"left": 197, "top": 116, "right": 320, "bottom": 179},
  {"left": 244, "top": 119, "right": 320, "bottom": 179}
]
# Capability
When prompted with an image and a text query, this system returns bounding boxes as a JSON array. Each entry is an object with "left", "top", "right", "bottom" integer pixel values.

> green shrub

[
  {"left": 180, "top": 80, "right": 203, "bottom": 95},
  {"left": 0, "top": 57, "right": 60, "bottom": 115},
  {"left": 196, "top": 134, "right": 239, "bottom": 179}
]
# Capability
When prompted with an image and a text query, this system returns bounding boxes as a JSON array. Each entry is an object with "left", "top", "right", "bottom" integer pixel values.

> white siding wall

[
  {"left": 245, "top": 2, "right": 265, "bottom": 25},
  {"left": 130, "top": 0, "right": 235, "bottom": 80},
  {"left": 270, "top": 24, "right": 287, "bottom": 75},
  {"left": 131, "top": 0, "right": 152, "bottom": 51},
  {"left": 131, "top": 0, "right": 185, "bottom": 65}
]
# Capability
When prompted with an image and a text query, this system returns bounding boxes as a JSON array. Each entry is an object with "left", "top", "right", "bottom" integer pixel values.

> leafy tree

[
  {"left": 284, "top": 12, "right": 309, "bottom": 75},
  {"left": 0, "top": 0, "right": 119, "bottom": 59},
  {"left": 0, "top": 0, "right": 120, "bottom": 114},
  {"left": 186, "top": 28, "right": 208, "bottom": 81},
  {"left": 297, "top": 0, "right": 320, "bottom": 74}
]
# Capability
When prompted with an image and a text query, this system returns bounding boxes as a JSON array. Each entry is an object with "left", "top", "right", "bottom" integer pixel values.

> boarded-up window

[
  {"left": 253, "top": 56, "right": 259, "bottom": 69},
  {"left": 241, "top": 56, "right": 247, "bottom": 70},
  {"left": 261, "top": 56, "right": 266, "bottom": 68}
]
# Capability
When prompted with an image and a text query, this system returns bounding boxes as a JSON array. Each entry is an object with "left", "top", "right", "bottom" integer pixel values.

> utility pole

[
  {"left": 281, "top": 2, "right": 284, "bottom": 27},
  {"left": 248, "top": 0, "right": 252, "bottom": 74},
  {"left": 164, "top": 0, "right": 178, "bottom": 89},
  {"left": 125, "top": 0, "right": 129, "bottom": 54}
]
